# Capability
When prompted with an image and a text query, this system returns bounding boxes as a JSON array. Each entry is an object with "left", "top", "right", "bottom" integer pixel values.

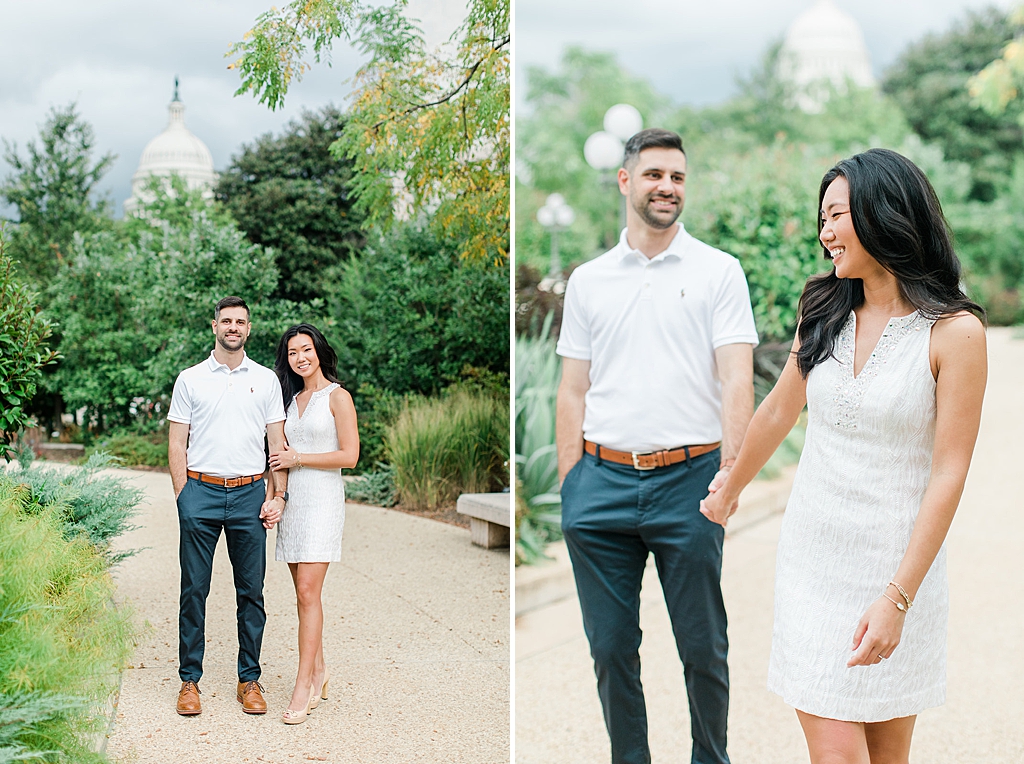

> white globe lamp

[
  {"left": 604, "top": 104, "right": 643, "bottom": 141},
  {"left": 537, "top": 193, "right": 576, "bottom": 282},
  {"left": 583, "top": 131, "right": 623, "bottom": 171}
]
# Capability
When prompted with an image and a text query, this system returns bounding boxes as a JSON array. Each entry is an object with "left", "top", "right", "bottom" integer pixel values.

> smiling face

[
  {"left": 212, "top": 306, "right": 250, "bottom": 352},
  {"left": 287, "top": 334, "right": 320, "bottom": 380},
  {"left": 819, "top": 175, "right": 879, "bottom": 280},
  {"left": 620, "top": 147, "right": 687, "bottom": 230}
]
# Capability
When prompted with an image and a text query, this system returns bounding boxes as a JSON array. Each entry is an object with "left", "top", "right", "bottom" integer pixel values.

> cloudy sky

[
  {"left": 515, "top": 0, "right": 1018, "bottom": 110},
  {"left": 0, "top": 0, "right": 466, "bottom": 218},
  {"left": 2, "top": 0, "right": 1016, "bottom": 220}
]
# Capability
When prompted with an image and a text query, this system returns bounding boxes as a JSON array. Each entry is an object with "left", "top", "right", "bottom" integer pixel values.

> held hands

[
  {"left": 847, "top": 596, "right": 906, "bottom": 667},
  {"left": 269, "top": 442, "right": 300, "bottom": 471},
  {"left": 699, "top": 466, "right": 739, "bottom": 527},
  {"left": 259, "top": 496, "right": 285, "bottom": 529}
]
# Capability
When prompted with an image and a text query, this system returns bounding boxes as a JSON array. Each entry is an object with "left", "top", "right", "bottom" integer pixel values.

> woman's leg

[
  {"left": 864, "top": 716, "right": 916, "bottom": 764},
  {"left": 796, "top": 710, "right": 870, "bottom": 764},
  {"left": 287, "top": 562, "right": 330, "bottom": 711}
]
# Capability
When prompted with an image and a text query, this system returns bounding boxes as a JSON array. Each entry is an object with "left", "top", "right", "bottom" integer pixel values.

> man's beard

[
  {"left": 218, "top": 333, "right": 246, "bottom": 351},
  {"left": 632, "top": 191, "right": 682, "bottom": 230}
]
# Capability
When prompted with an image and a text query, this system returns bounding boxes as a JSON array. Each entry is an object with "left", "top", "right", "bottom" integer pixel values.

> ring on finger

[{"left": 877, "top": 654, "right": 886, "bottom": 660}]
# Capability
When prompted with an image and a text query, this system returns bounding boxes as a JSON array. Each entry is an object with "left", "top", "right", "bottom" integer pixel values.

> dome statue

[
  {"left": 124, "top": 78, "right": 217, "bottom": 214},
  {"left": 778, "top": 0, "right": 875, "bottom": 112}
]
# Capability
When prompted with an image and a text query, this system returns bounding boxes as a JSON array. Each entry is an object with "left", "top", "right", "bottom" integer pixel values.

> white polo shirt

[
  {"left": 556, "top": 224, "right": 758, "bottom": 452},
  {"left": 167, "top": 351, "right": 287, "bottom": 477}
]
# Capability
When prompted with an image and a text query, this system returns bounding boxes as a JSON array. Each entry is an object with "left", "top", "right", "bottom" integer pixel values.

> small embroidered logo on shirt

[
  {"left": 680, "top": 288, "right": 686, "bottom": 298},
  {"left": 250, "top": 387, "right": 254, "bottom": 393}
]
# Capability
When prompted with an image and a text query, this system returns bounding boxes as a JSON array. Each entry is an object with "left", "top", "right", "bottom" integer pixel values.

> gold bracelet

[
  {"left": 297, "top": 452, "right": 303, "bottom": 469},
  {"left": 882, "top": 592, "right": 907, "bottom": 613},
  {"left": 888, "top": 581, "right": 913, "bottom": 609}
]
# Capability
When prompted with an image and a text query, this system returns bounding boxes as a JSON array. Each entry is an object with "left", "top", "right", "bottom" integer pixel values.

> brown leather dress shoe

[
  {"left": 237, "top": 680, "right": 267, "bottom": 714},
  {"left": 176, "top": 681, "right": 201, "bottom": 715}
]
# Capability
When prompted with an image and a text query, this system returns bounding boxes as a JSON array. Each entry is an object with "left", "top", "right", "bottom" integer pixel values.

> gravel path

[
  {"left": 104, "top": 472, "right": 509, "bottom": 763},
  {"left": 515, "top": 327, "right": 1024, "bottom": 763}
]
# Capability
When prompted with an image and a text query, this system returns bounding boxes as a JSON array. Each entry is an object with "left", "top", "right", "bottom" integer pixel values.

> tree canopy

[
  {"left": 883, "top": 7, "right": 1024, "bottom": 201},
  {"left": 215, "top": 106, "right": 365, "bottom": 303},
  {"left": 0, "top": 104, "right": 114, "bottom": 287},
  {"left": 228, "top": 0, "right": 510, "bottom": 263},
  {"left": 968, "top": 5, "right": 1024, "bottom": 123}
]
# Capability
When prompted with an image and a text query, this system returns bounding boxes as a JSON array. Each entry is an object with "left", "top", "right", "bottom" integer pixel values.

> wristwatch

[{"left": 274, "top": 491, "right": 289, "bottom": 503}]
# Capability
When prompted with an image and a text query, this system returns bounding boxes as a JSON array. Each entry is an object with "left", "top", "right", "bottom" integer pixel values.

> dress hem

[{"left": 768, "top": 678, "right": 945, "bottom": 723}]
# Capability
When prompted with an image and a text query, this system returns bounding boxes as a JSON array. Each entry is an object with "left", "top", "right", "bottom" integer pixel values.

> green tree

[
  {"left": 215, "top": 106, "right": 366, "bottom": 303},
  {"left": 883, "top": 7, "right": 1024, "bottom": 201},
  {"left": 0, "top": 229, "right": 59, "bottom": 458},
  {"left": 326, "top": 224, "right": 509, "bottom": 397},
  {"left": 966, "top": 4, "right": 1024, "bottom": 132},
  {"left": 47, "top": 187, "right": 289, "bottom": 431},
  {"left": 228, "top": 0, "right": 510, "bottom": 263},
  {"left": 0, "top": 103, "right": 114, "bottom": 287},
  {"left": 696, "top": 42, "right": 910, "bottom": 156}
]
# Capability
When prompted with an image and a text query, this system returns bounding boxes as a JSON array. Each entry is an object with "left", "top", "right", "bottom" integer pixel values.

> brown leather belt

[
  {"left": 584, "top": 440, "right": 721, "bottom": 471},
  {"left": 187, "top": 470, "right": 264, "bottom": 488}
]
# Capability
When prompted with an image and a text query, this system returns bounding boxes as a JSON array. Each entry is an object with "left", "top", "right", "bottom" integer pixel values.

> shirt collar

[
  {"left": 615, "top": 223, "right": 690, "bottom": 264},
  {"left": 207, "top": 350, "right": 250, "bottom": 373}
]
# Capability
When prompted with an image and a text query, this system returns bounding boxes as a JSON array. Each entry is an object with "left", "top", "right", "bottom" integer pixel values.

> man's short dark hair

[
  {"left": 623, "top": 128, "right": 686, "bottom": 170},
  {"left": 215, "top": 296, "right": 250, "bottom": 321}
]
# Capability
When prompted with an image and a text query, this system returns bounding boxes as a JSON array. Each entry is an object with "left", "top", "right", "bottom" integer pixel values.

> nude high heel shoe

[
  {"left": 309, "top": 668, "right": 330, "bottom": 710},
  {"left": 282, "top": 683, "right": 316, "bottom": 725}
]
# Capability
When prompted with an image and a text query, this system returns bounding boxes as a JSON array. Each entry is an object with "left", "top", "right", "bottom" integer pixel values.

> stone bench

[{"left": 456, "top": 493, "right": 510, "bottom": 549}]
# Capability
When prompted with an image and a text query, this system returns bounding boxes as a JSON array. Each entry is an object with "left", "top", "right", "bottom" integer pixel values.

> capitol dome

[
  {"left": 124, "top": 80, "right": 217, "bottom": 214},
  {"left": 778, "top": 0, "right": 875, "bottom": 112}
]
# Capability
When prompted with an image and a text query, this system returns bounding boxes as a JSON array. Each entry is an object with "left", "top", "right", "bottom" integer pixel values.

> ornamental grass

[
  {"left": 386, "top": 389, "right": 509, "bottom": 511},
  {"left": 0, "top": 474, "right": 137, "bottom": 763}
]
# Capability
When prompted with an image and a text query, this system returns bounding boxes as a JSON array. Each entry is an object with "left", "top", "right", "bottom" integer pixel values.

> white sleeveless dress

[
  {"left": 768, "top": 310, "right": 946, "bottom": 722},
  {"left": 275, "top": 383, "right": 346, "bottom": 563}
]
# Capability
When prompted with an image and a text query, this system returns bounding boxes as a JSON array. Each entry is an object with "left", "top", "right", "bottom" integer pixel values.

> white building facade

[
  {"left": 124, "top": 81, "right": 216, "bottom": 214},
  {"left": 778, "top": 0, "right": 875, "bottom": 112}
]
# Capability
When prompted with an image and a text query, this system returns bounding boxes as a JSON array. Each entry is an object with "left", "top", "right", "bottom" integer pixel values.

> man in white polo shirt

[
  {"left": 556, "top": 128, "right": 758, "bottom": 764},
  {"left": 167, "top": 296, "right": 288, "bottom": 716}
]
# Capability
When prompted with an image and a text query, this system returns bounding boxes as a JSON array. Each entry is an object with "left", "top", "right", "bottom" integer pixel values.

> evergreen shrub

[
  {"left": 14, "top": 453, "right": 142, "bottom": 560},
  {"left": 344, "top": 463, "right": 398, "bottom": 508}
]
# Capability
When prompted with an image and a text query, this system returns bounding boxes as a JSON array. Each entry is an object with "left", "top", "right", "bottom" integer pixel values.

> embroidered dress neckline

[
  {"left": 294, "top": 382, "right": 337, "bottom": 420},
  {"left": 850, "top": 310, "right": 922, "bottom": 380},
  {"left": 832, "top": 310, "right": 929, "bottom": 430}
]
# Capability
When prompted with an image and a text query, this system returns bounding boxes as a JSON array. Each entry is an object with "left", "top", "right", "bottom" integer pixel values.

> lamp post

[
  {"left": 536, "top": 193, "right": 575, "bottom": 292},
  {"left": 585, "top": 104, "right": 644, "bottom": 242}
]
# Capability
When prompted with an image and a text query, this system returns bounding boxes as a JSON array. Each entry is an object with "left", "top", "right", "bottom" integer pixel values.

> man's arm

[
  {"left": 715, "top": 342, "right": 754, "bottom": 466},
  {"left": 260, "top": 421, "right": 289, "bottom": 527},
  {"left": 168, "top": 422, "right": 190, "bottom": 498},
  {"left": 555, "top": 357, "right": 591, "bottom": 485}
]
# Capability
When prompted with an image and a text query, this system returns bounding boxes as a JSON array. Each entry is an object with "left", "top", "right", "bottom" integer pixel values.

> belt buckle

[
  {"left": 225, "top": 477, "right": 242, "bottom": 488},
  {"left": 631, "top": 451, "right": 657, "bottom": 471}
]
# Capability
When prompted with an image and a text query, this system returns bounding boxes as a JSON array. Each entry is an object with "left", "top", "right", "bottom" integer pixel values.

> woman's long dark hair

[
  {"left": 796, "top": 148, "right": 984, "bottom": 377},
  {"left": 274, "top": 323, "right": 342, "bottom": 409}
]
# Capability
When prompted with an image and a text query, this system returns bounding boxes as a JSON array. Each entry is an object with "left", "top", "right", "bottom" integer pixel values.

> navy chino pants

[
  {"left": 176, "top": 476, "right": 267, "bottom": 683},
  {"left": 561, "top": 449, "right": 730, "bottom": 764}
]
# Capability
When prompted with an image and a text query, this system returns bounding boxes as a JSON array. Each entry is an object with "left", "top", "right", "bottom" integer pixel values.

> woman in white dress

[
  {"left": 700, "top": 149, "right": 986, "bottom": 763},
  {"left": 267, "top": 323, "right": 359, "bottom": 724}
]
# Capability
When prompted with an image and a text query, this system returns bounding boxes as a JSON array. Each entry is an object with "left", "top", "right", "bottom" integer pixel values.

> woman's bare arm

[
  {"left": 701, "top": 337, "right": 808, "bottom": 526},
  {"left": 848, "top": 312, "right": 986, "bottom": 666},
  {"left": 269, "top": 386, "right": 360, "bottom": 471}
]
